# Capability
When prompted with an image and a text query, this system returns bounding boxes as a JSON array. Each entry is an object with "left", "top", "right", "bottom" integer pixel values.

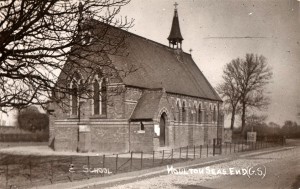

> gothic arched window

[
  {"left": 176, "top": 100, "right": 180, "bottom": 121},
  {"left": 213, "top": 105, "right": 217, "bottom": 122},
  {"left": 71, "top": 80, "right": 78, "bottom": 116},
  {"left": 182, "top": 101, "right": 186, "bottom": 123},
  {"left": 209, "top": 104, "right": 213, "bottom": 123},
  {"left": 101, "top": 78, "right": 107, "bottom": 115},
  {"left": 93, "top": 80, "right": 100, "bottom": 115},
  {"left": 198, "top": 103, "right": 202, "bottom": 123},
  {"left": 70, "top": 72, "right": 82, "bottom": 117},
  {"left": 193, "top": 104, "right": 197, "bottom": 122},
  {"left": 204, "top": 104, "right": 208, "bottom": 123},
  {"left": 93, "top": 74, "right": 107, "bottom": 116}
]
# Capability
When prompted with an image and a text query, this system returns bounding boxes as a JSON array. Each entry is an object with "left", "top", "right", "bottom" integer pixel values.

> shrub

[{"left": 18, "top": 106, "right": 49, "bottom": 132}]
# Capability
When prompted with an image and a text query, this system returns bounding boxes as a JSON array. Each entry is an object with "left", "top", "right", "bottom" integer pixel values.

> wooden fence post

[
  {"left": 242, "top": 142, "right": 244, "bottom": 152},
  {"left": 186, "top": 146, "right": 188, "bottom": 160},
  {"left": 102, "top": 155, "right": 105, "bottom": 177},
  {"left": 70, "top": 157, "right": 73, "bottom": 182},
  {"left": 50, "top": 161, "right": 54, "bottom": 184},
  {"left": 87, "top": 156, "right": 90, "bottom": 179},
  {"left": 162, "top": 150, "right": 165, "bottom": 163},
  {"left": 234, "top": 142, "right": 236, "bottom": 152},
  {"left": 213, "top": 140, "right": 215, "bottom": 156},
  {"left": 179, "top": 147, "right": 181, "bottom": 159},
  {"left": 152, "top": 151, "right": 155, "bottom": 167},
  {"left": 171, "top": 149, "right": 173, "bottom": 164},
  {"left": 207, "top": 144, "right": 208, "bottom": 157},
  {"left": 5, "top": 163, "right": 8, "bottom": 188},
  {"left": 130, "top": 152, "right": 133, "bottom": 171},
  {"left": 193, "top": 145, "right": 196, "bottom": 159},
  {"left": 29, "top": 159, "right": 32, "bottom": 183},
  {"left": 115, "top": 154, "right": 118, "bottom": 174},
  {"left": 141, "top": 152, "right": 143, "bottom": 170},
  {"left": 200, "top": 145, "right": 202, "bottom": 158}
]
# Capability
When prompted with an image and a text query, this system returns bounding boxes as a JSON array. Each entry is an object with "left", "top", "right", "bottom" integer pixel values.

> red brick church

[{"left": 49, "top": 4, "right": 224, "bottom": 153}]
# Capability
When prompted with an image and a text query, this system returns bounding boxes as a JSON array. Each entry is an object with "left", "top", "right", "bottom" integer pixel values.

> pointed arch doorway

[{"left": 159, "top": 113, "right": 167, "bottom": 147}]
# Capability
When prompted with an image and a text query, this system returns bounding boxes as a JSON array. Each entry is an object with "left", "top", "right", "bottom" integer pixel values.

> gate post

[{"left": 213, "top": 139, "right": 216, "bottom": 156}]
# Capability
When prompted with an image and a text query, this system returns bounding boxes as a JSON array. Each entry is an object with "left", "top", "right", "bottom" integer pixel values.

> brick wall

[
  {"left": 90, "top": 120, "right": 129, "bottom": 153},
  {"left": 106, "top": 92, "right": 124, "bottom": 119},
  {"left": 192, "top": 125, "right": 205, "bottom": 146},
  {"left": 48, "top": 101, "right": 70, "bottom": 147},
  {"left": 173, "top": 123, "right": 189, "bottom": 147},
  {"left": 207, "top": 126, "right": 218, "bottom": 145},
  {"left": 50, "top": 85, "right": 224, "bottom": 153},
  {"left": 54, "top": 121, "right": 78, "bottom": 151},
  {"left": 163, "top": 93, "right": 223, "bottom": 147},
  {"left": 129, "top": 121, "right": 154, "bottom": 152}
]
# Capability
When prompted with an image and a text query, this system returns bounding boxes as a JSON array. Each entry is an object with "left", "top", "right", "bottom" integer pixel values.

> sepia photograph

[{"left": 0, "top": 0, "right": 299, "bottom": 188}]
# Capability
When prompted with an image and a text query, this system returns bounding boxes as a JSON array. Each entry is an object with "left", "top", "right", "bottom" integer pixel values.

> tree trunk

[
  {"left": 230, "top": 107, "right": 236, "bottom": 130},
  {"left": 241, "top": 102, "right": 246, "bottom": 134}
]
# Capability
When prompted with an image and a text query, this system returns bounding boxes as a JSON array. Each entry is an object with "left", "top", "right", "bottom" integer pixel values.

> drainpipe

[
  {"left": 77, "top": 99, "right": 84, "bottom": 152},
  {"left": 217, "top": 103, "right": 220, "bottom": 142},
  {"left": 128, "top": 121, "right": 131, "bottom": 152}
]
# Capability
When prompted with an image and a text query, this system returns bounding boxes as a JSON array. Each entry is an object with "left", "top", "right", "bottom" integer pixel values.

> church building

[{"left": 49, "top": 4, "right": 224, "bottom": 153}]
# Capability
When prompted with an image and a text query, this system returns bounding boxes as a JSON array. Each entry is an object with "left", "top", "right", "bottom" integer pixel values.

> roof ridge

[
  {"left": 90, "top": 19, "right": 192, "bottom": 56},
  {"left": 87, "top": 19, "right": 222, "bottom": 102},
  {"left": 182, "top": 54, "right": 222, "bottom": 101}
]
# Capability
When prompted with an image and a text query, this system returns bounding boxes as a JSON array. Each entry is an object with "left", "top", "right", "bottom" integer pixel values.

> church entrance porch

[{"left": 159, "top": 113, "right": 167, "bottom": 147}]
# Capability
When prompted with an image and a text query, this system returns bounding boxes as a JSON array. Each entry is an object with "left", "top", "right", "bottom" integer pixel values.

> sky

[{"left": 118, "top": 0, "right": 300, "bottom": 127}]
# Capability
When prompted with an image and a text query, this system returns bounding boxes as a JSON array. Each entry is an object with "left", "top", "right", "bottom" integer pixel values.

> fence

[{"left": 0, "top": 138, "right": 285, "bottom": 189}]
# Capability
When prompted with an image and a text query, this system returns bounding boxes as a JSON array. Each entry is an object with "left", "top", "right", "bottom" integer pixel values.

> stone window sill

[
  {"left": 68, "top": 115, "right": 79, "bottom": 119},
  {"left": 89, "top": 115, "right": 107, "bottom": 119}
]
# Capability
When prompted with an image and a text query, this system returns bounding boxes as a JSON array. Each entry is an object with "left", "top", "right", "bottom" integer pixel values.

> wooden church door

[{"left": 159, "top": 113, "right": 167, "bottom": 147}]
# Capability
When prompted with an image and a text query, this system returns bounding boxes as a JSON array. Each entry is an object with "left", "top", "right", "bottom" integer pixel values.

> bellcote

[{"left": 168, "top": 2, "right": 184, "bottom": 49}]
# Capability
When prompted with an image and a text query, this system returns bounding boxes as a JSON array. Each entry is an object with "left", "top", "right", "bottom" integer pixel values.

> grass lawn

[
  {"left": 0, "top": 148, "right": 204, "bottom": 189},
  {"left": 0, "top": 142, "right": 273, "bottom": 189}
]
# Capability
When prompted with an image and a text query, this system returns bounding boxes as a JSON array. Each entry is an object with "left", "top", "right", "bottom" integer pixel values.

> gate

[{"left": 213, "top": 138, "right": 222, "bottom": 156}]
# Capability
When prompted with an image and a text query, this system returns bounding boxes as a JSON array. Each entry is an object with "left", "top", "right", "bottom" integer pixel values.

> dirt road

[{"left": 104, "top": 140, "right": 300, "bottom": 189}]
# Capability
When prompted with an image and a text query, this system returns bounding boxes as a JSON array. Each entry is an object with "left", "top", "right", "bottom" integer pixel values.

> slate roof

[
  {"left": 130, "top": 90, "right": 163, "bottom": 121},
  {"left": 104, "top": 27, "right": 222, "bottom": 102},
  {"left": 74, "top": 20, "right": 221, "bottom": 102}
]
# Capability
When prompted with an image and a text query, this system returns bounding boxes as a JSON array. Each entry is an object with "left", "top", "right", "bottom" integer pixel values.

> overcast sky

[{"left": 119, "top": 0, "right": 300, "bottom": 126}]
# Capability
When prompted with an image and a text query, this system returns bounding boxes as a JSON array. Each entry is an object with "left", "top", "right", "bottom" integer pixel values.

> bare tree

[
  {"left": 0, "top": 0, "right": 134, "bottom": 111},
  {"left": 239, "top": 54, "right": 272, "bottom": 133},
  {"left": 217, "top": 61, "right": 241, "bottom": 130},
  {"left": 218, "top": 54, "right": 272, "bottom": 132}
]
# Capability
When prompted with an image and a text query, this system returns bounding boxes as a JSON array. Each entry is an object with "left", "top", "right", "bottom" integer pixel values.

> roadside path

[
  {"left": 32, "top": 145, "right": 293, "bottom": 189},
  {"left": 100, "top": 146, "right": 298, "bottom": 189}
]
